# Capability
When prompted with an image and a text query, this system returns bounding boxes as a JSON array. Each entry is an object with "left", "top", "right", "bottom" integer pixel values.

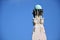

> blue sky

[{"left": 0, "top": 0, "right": 60, "bottom": 40}]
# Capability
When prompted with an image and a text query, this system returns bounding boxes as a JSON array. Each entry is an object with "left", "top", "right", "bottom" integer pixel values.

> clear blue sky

[{"left": 0, "top": 0, "right": 60, "bottom": 40}]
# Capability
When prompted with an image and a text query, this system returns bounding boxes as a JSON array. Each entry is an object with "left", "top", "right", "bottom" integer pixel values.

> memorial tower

[{"left": 32, "top": 5, "right": 47, "bottom": 40}]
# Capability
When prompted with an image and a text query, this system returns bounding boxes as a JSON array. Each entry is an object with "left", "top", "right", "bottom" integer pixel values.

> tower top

[
  {"left": 33, "top": 5, "right": 43, "bottom": 18},
  {"left": 35, "top": 4, "right": 42, "bottom": 9}
]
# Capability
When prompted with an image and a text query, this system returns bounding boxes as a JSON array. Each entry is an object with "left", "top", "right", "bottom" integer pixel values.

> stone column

[{"left": 32, "top": 5, "right": 47, "bottom": 40}]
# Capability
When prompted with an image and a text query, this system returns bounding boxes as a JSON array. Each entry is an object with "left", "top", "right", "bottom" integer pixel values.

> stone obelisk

[{"left": 32, "top": 5, "right": 47, "bottom": 40}]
